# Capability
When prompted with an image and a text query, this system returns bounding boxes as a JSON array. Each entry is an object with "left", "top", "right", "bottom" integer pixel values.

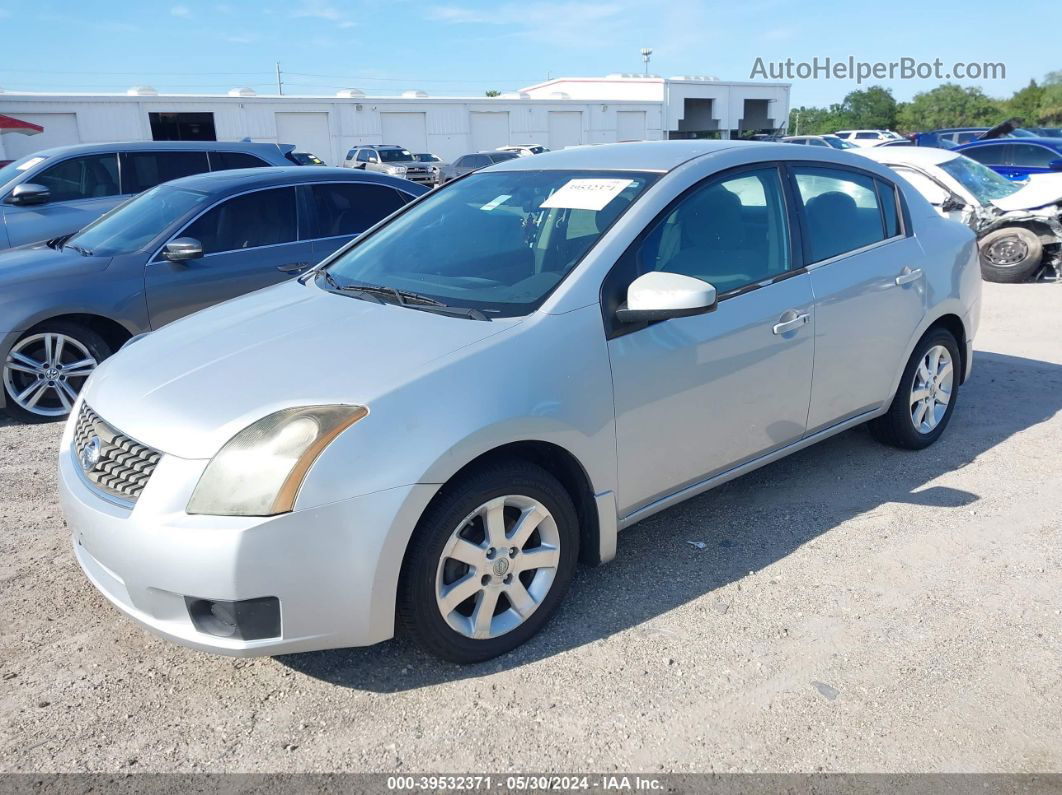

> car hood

[
  {"left": 82, "top": 279, "right": 521, "bottom": 459},
  {"left": 990, "top": 174, "right": 1062, "bottom": 211},
  {"left": 0, "top": 241, "right": 111, "bottom": 285}
]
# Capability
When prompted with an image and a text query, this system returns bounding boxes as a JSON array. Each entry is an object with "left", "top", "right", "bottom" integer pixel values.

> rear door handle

[
  {"left": 772, "top": 312, "right": 810, "bottom": 335},
  {"left": 895, "top": 267, "right": 923, "bottom": 286},
  {"left": 277, "top": 262, "right": 311, "bottom": 274}
]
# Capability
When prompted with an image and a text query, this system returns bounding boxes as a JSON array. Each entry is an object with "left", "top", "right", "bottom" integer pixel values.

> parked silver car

[
  {"left": 0, "top": 141, "right": 300, "bottom": 250},
  {"left": 438, "top": 150, "right": 519, "bottom": 183},
  {"left": 1, "top": 167, "right": 425, "bottom": 421},
  {"left": 341, "top": 145, "right": 436, "bottom": 186},
  {"left": 59, "top": 141, "right": 980, "bottom": 663}
]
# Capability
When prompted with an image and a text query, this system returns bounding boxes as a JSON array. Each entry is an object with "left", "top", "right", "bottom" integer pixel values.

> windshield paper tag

[
  {"left": 541, "top": 178, "right": 633, "bottom": 211},
  {"left": 480, "top": 194, "right": 511, "bottom": 211}
]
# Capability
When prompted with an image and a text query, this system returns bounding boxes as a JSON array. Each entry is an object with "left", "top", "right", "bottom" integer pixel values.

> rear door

[
  {"left": 120, "top": 150, "right": 210, "bottom": 194},
  {"left": 145, "top": 185, "right": 315, "bottom": 327},
  {"left": 306, "top": 181, "right": 412, "bottom": 259},
  {"left": 3, "top": 153, "right": 121, "bottom": 247},
  {"left": 1006, "top": 143, "right": 1059, "bottom": 179},
  {"left": 791, "top": 164, "right": 926, "bottom": 431}
]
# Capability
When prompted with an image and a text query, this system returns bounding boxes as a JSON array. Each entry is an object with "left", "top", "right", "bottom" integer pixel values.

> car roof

[
  {"left": 856, "top": 147, "right": 958, "bottom": 167},
  {"left": 17, "top": 140, "right": 293, "bottom": 159},
  {"left": 489, "top": 140, "right": 751, "bottom": 173},
  {"left": 956, "top": 137, "right": 1062, "bottom": 150},
  {"left": 158, "top": 166, "right": 421, "bottom": 194}
]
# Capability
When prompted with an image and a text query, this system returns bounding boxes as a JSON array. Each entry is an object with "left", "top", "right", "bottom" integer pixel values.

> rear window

[
  {"left": 121, "top": 151, "right": 210, "bottom": 194},
  {"left": 211, "top": 151, "right": 270, "bottom": 170}
]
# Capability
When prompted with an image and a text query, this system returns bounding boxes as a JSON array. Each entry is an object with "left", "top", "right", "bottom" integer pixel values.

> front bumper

[{"left": 59, "top": 422, "right": 436, "bottom": 656}]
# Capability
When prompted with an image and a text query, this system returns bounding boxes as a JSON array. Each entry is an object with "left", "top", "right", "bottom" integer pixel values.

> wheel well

[
  {"left": 25, "top": 314, "right": 133, "bottom": 354},
  {"left": 927, "top": 314, "right": 968, "bottom": 381},
  {"left": 433, "top": 441, "right": 603, "bottom": 566}
]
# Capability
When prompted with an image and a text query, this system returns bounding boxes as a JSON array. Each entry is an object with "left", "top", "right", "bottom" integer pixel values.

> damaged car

[{"left": 859, "top": 146, "right": 1062, "bottom": 283}]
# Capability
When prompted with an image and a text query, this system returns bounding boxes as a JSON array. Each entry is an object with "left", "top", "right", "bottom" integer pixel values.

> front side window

[
  {"left": 1009, "top": 144, "right": 1057, "bottom": 167},
  {"left": 310, "top": 183, "right": 408, "bottom": 237},
  {"left": 66, "top": 185, "right": 211, "bottom": 256},
  {"left": 466, "top": 155, "right": 490, "bottom": 169},
  {"left": 856, "top": 132, "right": 879, "bottom": 140},
  {"left": 633, "top": 167, "right": 791, "bottom": 295},
  {"left": 121, "top": 151, "right": 210, "bottom": 194},
  {"left": 322, "top": 170, "right": 655, "bottom": 317},
  {"left": 31, "top": 154, "right": 119, "bottom": 202},
  {"left": 355, "top": 150, "right": 371, "bottom": 163},
  {"left": 962, "top": 144, "right": 1006, "bottom": 165},
  {"left": 182, "top": 187, "right": 297, "bottom": 255},
  {"left": 793, "top": 166, "right": 889, "bottom": 262}
]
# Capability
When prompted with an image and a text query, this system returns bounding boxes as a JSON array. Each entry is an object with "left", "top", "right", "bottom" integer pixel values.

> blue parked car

[
  {"left": 0, "top": 141, "right": 303, "bottom": 250},
  {"left": 953, "top": 138, "right": 1062, "bottom": 181}
]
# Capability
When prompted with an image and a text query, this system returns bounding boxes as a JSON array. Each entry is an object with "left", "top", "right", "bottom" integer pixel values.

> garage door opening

[
  {"left": 380, "top": 112, "right": 428, "bottom": 155},
  {"left": 469, "top": 112, "right": 510, "bottom": 152},
  {"left": 149, "top": 112, "right": 217, "bottom": 142},
  {"left": 547, "top": 111, "right": 582, "bottom": 150}
]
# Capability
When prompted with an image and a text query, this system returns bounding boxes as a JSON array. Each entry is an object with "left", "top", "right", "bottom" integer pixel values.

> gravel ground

[{"left": 1, "top": 281, "right": 1059, "bottom": 774}]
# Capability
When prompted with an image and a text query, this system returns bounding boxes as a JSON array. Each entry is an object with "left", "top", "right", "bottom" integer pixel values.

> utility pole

[
  {"left": 275, "top": 62, "right": 283, "bottom": 96},
  {"left": 641, "top": 48, "right": 652, "bottom": 76}
]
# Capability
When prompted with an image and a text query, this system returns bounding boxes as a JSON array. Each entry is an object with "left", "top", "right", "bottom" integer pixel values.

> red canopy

[{"left": 0, "top": 114, "right": 44, "bottom": 135}]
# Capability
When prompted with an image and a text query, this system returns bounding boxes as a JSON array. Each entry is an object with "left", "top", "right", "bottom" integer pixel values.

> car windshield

[
  {"left": 415, "top": 153, "right": 439, "bottom": 162},
  {"left": 488, "top": 152, "right": 520, "bottom": 163},
  {"left": 322, "top": 170, "right": 655, "bottom": 317},
  {"left": 0, "top": 153, "right": 49, "bottom": 191},
  {"left": 823, "top": 136, "right": 858, "bottom": 149},
  {"left": 65, "top": 185, "right": 211, "bottom": 256},
  {"left": 939, "top": 156, "right": 1021, "bottom": 204},
  {"left": 378, "top": 149, "right": 415, "bottom": 163}
]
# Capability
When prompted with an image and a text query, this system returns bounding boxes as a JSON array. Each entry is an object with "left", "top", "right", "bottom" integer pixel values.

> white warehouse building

[{"left": 0, "top": 75, "right": 790, "bottom": 166}]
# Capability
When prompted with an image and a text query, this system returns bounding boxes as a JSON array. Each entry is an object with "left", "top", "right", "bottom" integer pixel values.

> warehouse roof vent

[
  {"left": 127, "top": 85, "right": 159, "bottom": 96},
  {"left": 549, "top": 91, "right": 571, "bottom": 100},
  {"left": 228, "top": 87, "right": 257, "bottom": 97},
  {"left": 499, "top": 91, "right": 530, "bottom": 99},
  {"left": 336, "top": 88, "right": 366, "bottom": 98},
  {"left": 670, "top": 74, "right": 719, "bottom": 82},
  {"left": 401, "top": 89, "right": 429, "bottom": 98}
]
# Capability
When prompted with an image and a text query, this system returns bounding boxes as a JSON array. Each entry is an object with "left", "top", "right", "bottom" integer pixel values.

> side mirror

[
  {"left": 616, "top": 271, "right": 718, "bottom": 324},
  {"left": 162, "top": 237, "right": 204, "bottom": 262},
  {"left": 1048, "top": 159, "right": 1062, "bottom": 172},
  {"left": 940, "top": 196, "right": 966, "bottom": 212},
  {"left": 9, "top": 183, "right": 51, "bottom": 205}
]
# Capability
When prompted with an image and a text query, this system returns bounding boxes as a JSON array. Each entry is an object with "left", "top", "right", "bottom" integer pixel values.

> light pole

[{"left": 641, "top": 48, "right": 652, "bottom": 76}]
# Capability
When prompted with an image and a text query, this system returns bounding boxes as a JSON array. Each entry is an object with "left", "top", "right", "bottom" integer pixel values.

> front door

[
  {"left": 607, "top": 165, "right": 815, "bottom": 515},
  {"left": 145, "top": 186, "right": 314, "bottom": 327}
]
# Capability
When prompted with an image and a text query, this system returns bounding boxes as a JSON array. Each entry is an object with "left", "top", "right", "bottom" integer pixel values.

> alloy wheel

[
  {"left": 910, "top": 344, "right": 953, "bottom": 434},
  {"left": 435, "top": 494, "right": 561, "bottom": 640},
  {"left": 2, "top": 333, "right": 97, "bottom": 417}
]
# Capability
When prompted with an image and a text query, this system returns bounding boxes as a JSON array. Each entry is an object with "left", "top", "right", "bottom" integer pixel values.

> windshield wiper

[
  {"left": 318, "top": 276, "right": 489, "bottom": 320},
  {"left": 66, "top": 243, "right": 93, "bottom": 257}
]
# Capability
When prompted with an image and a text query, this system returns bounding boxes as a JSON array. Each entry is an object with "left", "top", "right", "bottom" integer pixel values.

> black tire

[
  {"left": 397, "top": 459, "right": 579, "bottom": 663},
  {"left": 979, "top": 227, "right": 1043, "bottom": 283},
  {"left": 2, "top": 321, "right": 111, "bottom": 424},
  {"left": 869, "top": 328, "right": 960, "bottom": 450}
]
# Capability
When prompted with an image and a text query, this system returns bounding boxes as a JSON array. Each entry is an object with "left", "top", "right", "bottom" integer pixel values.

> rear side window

[
  {"left": 1009, "top": 144, "right": 1056, "bottom": 167},
  {"left": 855, "top": 132, "right": 879, "bottom": 140},
  {"left": 211, "top": 151, "right": 270, "bottom": 170},
  {"left": 310, "top": 183, "right": 408, "bottom": 237},
  {"left": 792, "top": 166, "right": 887, "bottom": 263},
  {"left": 32, "top": 154, "right": 119, "bottom": 202},
  {"left": 467, "top": 155, "right": 490, "bottom": 168},
  {"left": 877, "top": 179, "right": 902, "bottom": 237},
  {"left": 962, "top": 144, "right": 1006, "bottom": 165},
  {"left": 182, "top": 187, "right": 297, "bottom": 254},
  {"left": 121, "top": 151, "right": 209, "bottom": 194}
]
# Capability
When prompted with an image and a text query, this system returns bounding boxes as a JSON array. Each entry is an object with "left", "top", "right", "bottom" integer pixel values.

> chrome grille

[{"left": 72, "top": 404, "right": 161, "bottom": 504}]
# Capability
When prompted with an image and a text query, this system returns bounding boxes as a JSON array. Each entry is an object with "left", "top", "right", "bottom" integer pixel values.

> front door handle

[
  {"left": 277, "top": 262, "right": 311, "bottom": 274},
  {"left": 772, "top": 312, "right": 810, "bottom": 335},
  {"left": 895, "top": 267, "right": 923, "bottom": 286}
]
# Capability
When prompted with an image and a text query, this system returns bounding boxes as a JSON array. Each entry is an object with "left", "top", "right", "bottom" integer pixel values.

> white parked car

[
  {"left": 834, "top": 129, "right": 905, "bottom": 148},
  {"left": 782, "top": 135, "right": 858, "bottom": 150},
  {"left": 497, "top": 144, "right": 550, "bottom": 157},
  {"left": 59, "top": 141, "right": 981, "bottom": 663},
  {"left": 859, "top": 146, "right": 1062, "bottom": 282}
]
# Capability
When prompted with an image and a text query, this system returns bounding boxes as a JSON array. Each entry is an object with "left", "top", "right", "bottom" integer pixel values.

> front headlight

[
  {"left": 388, "top": 165, "right": 407, "bottom": 175},
  {"left": 186, "top": 405, "right": 368, "bottom": 517}
]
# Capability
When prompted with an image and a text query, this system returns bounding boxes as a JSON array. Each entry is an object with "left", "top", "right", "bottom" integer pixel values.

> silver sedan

[{"left": 59, "top": 141, "right": 981, "bottom": 663}]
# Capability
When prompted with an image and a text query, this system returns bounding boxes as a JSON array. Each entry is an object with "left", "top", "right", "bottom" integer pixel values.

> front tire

[
  {"left": 398, "top": 460, "right": 579, "bottom": 663},
  {"left": 979, "top": 227, "right": 1043, "bottom": 283},
  {"left": 869, "top": 329, "right": 960, "bottom": 450},
  {"left": 2, "top": 322, "right": 110, "bottom": 424}
]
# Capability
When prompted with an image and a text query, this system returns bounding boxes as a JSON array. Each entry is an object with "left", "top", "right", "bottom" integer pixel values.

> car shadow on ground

[{"left": 279, "top": 351, "right": 1062, "bottom": 691}]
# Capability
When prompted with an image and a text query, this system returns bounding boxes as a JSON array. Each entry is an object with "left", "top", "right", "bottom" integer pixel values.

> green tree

[
  {"left": 787, "top": 104, "right": 848, "bottom": 135},
  {"left": 1005, "top": 79, "right": 1043, "bottom": 125},
  {"left": 1037, "top": 71, "right": 1062, "bottom": 123},
  {"left": 839, "top": 86, "right": 898, "bottom": 130},
  {"left": 484, "top": 89, "right": 501, "bottom": 97},
  {"left": 896, "top": 83, "right": 1001, "bottom": 130}
]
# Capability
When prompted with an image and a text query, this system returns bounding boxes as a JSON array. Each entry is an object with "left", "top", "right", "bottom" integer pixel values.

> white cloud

[
  {"left": 224, "top": 33, "right": 260, "bottom": 44},
  {"left": 292, "top": 0, "right": 354, "bottom": 27},
  {"left": 170, "top": 4, "right": 191, "bottom": 17}
]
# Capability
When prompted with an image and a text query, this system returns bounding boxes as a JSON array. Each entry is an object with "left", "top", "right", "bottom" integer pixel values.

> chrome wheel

[
  {"left": 984, "top": 235, "right": 1029, "bottom": 267},
  {"left": 2, "top": 333, "right": 97, "bottom": 417},
  {"left": 910, "top": 344, "right": 953, "bottom": 434},
  {"left": 435, "top": 494, "right": 560, "bottom": 640}
]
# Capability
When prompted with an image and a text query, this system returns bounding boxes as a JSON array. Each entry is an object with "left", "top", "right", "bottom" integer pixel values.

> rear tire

[
  {"left": 3, "top": 321, "right": 111, "bottom": 424},
  {"left": 397, "top": 460, "right": 579, "bottom": 663},
  {"left": 869, "top": 328, "right": 960, "bottom": 450},
  {"left": 979, "top": 227, "right": 1043, "bottom": 283}
]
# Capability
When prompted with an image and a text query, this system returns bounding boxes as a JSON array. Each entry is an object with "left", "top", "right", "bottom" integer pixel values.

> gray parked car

[
  {"left": 1, "top": 167, "right": 426, "bottom": 421},
  {"left": 438, "top": 151, "right": 520, "bottom": 184},
  {"left": 341, "top": 145, "right": 436, "bottom": 186},
  {"left": 0, "top": 141, "right": 302, "bottom": 250}
]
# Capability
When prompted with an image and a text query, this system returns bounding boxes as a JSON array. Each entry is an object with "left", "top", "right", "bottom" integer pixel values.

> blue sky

[{"left": 0, "top": 0, "right": 1056, "bottom": 106}]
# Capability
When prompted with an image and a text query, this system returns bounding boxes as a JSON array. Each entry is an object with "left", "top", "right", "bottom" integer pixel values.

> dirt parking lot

[{"left": 1, "top": 281, "right": 1059, "bottom": 774}]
